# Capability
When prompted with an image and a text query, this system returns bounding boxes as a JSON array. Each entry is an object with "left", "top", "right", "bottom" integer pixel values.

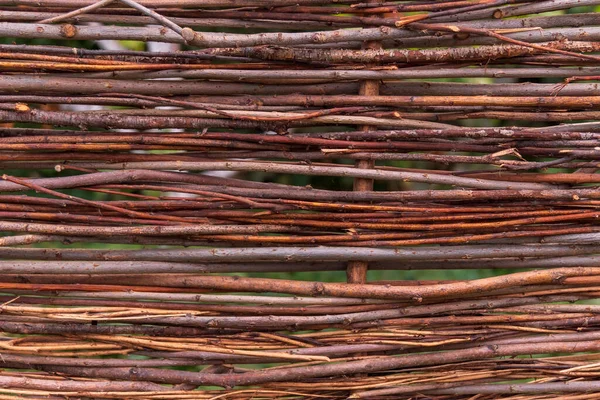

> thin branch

[{"left": 38, "top": 0, "right": 116, "bottom": 24}]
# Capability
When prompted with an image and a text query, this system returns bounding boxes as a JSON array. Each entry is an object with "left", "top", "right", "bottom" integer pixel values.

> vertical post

[{"left": 346, "top": 29, "right": 381, "bottom": 285}]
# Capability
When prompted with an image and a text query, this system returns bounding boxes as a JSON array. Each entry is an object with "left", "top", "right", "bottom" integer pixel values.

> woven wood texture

[{"left": 1, "top": 1, "right": 600, "bottom": 398}]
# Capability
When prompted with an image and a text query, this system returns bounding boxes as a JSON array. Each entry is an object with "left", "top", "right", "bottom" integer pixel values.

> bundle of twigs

[{"left": 1, "top": 0, "right": 600, "bottom": 398}]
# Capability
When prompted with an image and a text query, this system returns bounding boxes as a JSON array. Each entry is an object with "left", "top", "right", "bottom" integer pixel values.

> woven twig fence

[{"left": 0, "top": 0, "right": 600, "bottom": 398}]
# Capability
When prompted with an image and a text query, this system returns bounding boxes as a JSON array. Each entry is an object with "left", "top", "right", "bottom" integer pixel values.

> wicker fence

[{"left": 1, "top": 0, "right": 600, "bottom": 398}]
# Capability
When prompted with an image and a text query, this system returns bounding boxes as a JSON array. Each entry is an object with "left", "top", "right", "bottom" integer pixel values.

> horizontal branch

[{"left": 0, "top": 245, "right": 597, "bottom": 264}]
